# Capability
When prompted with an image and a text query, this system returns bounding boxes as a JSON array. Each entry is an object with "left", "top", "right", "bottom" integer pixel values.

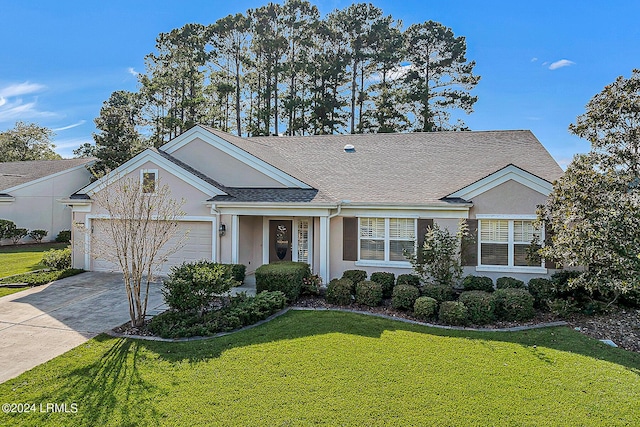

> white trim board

[
  {"left": 78, "top": 149, "right": 226, "bottom": 197},
  {"left": 447, "top": 165, "right": 554, "bottom": 200},
  {"left": 160, "top": 126, "right": 311, "bottom": 189}
]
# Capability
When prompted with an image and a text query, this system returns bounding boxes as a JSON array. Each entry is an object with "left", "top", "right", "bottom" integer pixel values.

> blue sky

[{"left": 1, "top": 0, "right": 639, "bottom": 167}]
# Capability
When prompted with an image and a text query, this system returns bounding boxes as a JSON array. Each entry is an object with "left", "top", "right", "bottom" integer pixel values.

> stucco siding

[
  {"left": 238, "top": 215, "right": 263, "bottom": 274},
  {"left": 170, "top": 137, "right": 286, "bottom": 188},
  {"left": 468, "top": 179, "right": 547, "bottom": 218},
  {"left": 0, "top": 166, "right": 92, "bottom": 244}
]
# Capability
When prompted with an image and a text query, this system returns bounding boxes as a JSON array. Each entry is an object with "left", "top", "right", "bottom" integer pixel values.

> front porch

[{"left": 218, "top": 212, "right": 332, "bottom": 283}]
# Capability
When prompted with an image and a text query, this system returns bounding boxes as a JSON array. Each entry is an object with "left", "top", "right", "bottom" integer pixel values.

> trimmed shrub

[
  {"left": 326, "top": 278, "right": 354, "bottom": 305},
  {"left": 255, "top": 261, "right": 311, "bottom": 302},
  {"left": 0, "top": 269, "right": 84, "bottom": 286},
  {"left": 28, "top": 229, "right": 48, "bottom": 243},
  {"left": 55, "top": 230, "right": 71, "bottom": 243},
  {"left": 492, "top": 288, "right": 535, "bottom": 321},
  {"left": 620, "top": 289, "right": 640, "bottom": 309},
  {"left": 461, "top": 275, "right": 494, "bottom": 292},
  {"left": 459, "top": 291, "right": 495, "bottom": 325},
  {"left": 227, "top": 264, "right": 246, "bottom": 284},
  {"left": 370, "top": 272, "right": 395, "bottom": 298},
  {"left": 163, "top": 261, "right": 236, "bottom": 313},
  {"left": 392, "top": 284, "right": 420, "bottom": 310},
  {"left": 527, "top": 278, "right": 556, "bottom": 309},
  {"left": 496, "top": 277, "right": 526, "bottom": 289},
  {"left": 301, "top": 274, "right": 322, "bottom": 296},
  {"left": 421, "top": 283, "right": 455, "bottom": 302},
  {"left": 438, "top": 301, "right": 469, "bottom": 326},
  {"left": 9, "top": 228, "right": 28, "bottom": 245},
  {"left": 355, "top": 280, "right": 383, "bottom": 307},
  {"left": 148, "top": 291, "right": 287, "bottom": 338},
  {"left": 342, "top": 270, "right": 367, "bottom": 285},
  {"left": 414, "top": 296, "right": 438, "bottom": 320},
  {"left": 0, "top": 219, "right": 16, "bottom": 240},
  {"left": 396, "top": 274, "right": 420, "bottom": 288},
  {"left": 41, "top": 247, "right": 72, "bottom": 270}
]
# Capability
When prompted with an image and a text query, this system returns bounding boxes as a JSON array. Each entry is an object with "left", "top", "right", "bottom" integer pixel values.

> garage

[{"left": 90, "top": 219, "right": 214, "bottom": 275}]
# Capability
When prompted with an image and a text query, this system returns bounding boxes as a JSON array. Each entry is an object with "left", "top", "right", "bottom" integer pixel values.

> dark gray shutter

[
  {"left": 461, "top": 219, "right": 478, "bottom": 266},
  {"left": 416, "top": 219, "right": 433, "bottom": 263},
  {"left": 343, "top": 217, "right": 358, "bottom": 261},
  {"left": 544, "top": 223, "right": 557, "bottom": 269}
]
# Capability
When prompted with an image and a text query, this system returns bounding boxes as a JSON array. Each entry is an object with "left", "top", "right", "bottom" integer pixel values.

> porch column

[
  {"left": 319, "top": 216, "right": 330, "bottom": 284},
  {"left": 231, "top": 214, "right": 239, "bottom": 264}
]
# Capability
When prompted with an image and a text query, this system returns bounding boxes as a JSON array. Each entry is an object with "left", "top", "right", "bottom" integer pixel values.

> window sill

[
  {"left": 355, "top": 260, "right": 413, "bottom": 269},
  {"left": 475, "top": 266, "right": 547, "bottom": 274}
]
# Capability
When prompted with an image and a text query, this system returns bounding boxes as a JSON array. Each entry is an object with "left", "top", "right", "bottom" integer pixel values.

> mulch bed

[{"left": 114, "top": 295, "right": 640, "bottom": 354}]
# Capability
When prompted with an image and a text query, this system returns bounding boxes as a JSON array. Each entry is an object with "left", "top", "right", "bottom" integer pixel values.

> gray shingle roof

[
  {"left": 202, "top": 128, "right": 563, "bottom": 204},
  {"left": 0, "top": 158, "right": 94, "bottom": 192}
]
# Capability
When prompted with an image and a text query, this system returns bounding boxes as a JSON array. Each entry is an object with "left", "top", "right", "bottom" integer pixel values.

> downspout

[{"left": 211, "top": 204, "right": 222, "bottom": 263}]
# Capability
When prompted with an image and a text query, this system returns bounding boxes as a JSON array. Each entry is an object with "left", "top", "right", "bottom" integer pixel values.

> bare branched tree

[{"left": 79, "top": 175, "right": 187, "bottom": 327}]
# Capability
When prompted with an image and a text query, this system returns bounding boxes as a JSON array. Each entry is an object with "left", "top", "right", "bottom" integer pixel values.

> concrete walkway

[{"left": 0, "top": 272, "right": 165, "bottom": 384}]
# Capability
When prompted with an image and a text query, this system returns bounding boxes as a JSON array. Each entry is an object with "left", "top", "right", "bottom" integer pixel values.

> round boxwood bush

[
  {"left": 458, "top": 291, "right": 495, "bottom": 325},
  {"left": 496, "top": 276, "right": 526, "bottom": 289},
  {"left": 461, "top": 275, "right": 494, "bottom": 292},
  {"left": 438, "top": 301, "right": 469, "bottom": 326},
  {"left": 391, "top": 284, "right": 420, "bottom": 310},
  {"left": 342, "top": 270, "right": 367, "bottom": 285},
  {"left": 527, "top": 278, "right": 556, "bottom": 309},
  {"left": 396, "top": 274, "right": 420, "bottom": 288},
  {"left": 355, "top": 280, "right": 383, "bottom": 306},
  {"left": 421, "top": 282, "right": 456, "bottom": 302},
  {"left": 370, "top": 272, "right": 395, "bottom": 298},
  {"left": 41, "top": 247, "right": 72, "bottom": 270},
  {"left": 414, "top": 296, "right": 438, "bottom": 320},
  {"left": 492, "top": 288, "right": 535, "bottom": 321},
  {"left": 326, "top": 278, "right": 354, "bottom": 305}
]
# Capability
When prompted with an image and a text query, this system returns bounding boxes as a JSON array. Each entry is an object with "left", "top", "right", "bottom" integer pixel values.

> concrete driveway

[{"left": 0, "top": 272, "right": 165, "bottom": 384}]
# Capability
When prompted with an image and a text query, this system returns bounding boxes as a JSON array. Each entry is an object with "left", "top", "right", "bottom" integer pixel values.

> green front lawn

[
  {"left": 1, "top": 310, "right": 638, "bottom": 426},
  {"left": 0, "top": 243, "right": 68, "bottom": 278},
  {"left": 0, "top": 286, "right": 30, "bottom": 298}
]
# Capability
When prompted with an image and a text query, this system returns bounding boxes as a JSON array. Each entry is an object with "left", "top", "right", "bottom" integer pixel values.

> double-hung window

[
  {"left": 358, "top": 217, "right": 415, "bottom": 265},
  {"left": 478, "top": 217, "right": 543, "bottom": 271},
  {"left": 141, "top": 169, "right": 158, "bottom": 194}
]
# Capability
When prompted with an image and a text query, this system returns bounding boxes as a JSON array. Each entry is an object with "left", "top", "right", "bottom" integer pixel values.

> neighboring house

[
  {"left": 63, "top": 125, "right": 563, "bottom": 283},
  {"left": 0, "top": 158, "right": 95, "bottom": 244}
]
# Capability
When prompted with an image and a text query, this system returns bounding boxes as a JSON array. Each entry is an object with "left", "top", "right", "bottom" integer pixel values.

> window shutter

[
  {"left": 461, "top": 219, "right": 478, "bottom": 266},
  {"left": 416, "top": 219, "right": 433, "bottom": 263},
  {"left": 343, "top": 217, "right": 358, "bottom": 261},
  {"left": 544, "top": 223, "right": 557, "bottom": 269}
]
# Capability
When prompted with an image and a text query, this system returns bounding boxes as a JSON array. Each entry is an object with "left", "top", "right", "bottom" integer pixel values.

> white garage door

[{"left": 91, "top": 220, "right": 213, "bottom": 275}]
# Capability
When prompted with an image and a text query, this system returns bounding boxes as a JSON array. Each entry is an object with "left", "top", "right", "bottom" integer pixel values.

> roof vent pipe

[{"left": 344, "top": 144, "right": 355, "bottom": 153}]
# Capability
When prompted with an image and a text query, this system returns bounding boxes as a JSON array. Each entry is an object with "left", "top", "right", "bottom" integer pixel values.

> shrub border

[{"left": 107, "top": 307, "right": 568, "bottom": 343}]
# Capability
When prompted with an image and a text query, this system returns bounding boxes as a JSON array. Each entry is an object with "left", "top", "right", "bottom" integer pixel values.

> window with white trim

[
  {"left": 359, "top": 218, "right": 415, "bottom": 263},
  {"left": 141, "top": 169, "right": 158, "bottom": 194},
  {"left": 479, "top": 219, "right": 542, "bottom": 267},
  {"left": 297, "top": 218, "right": 310, "bottom": 264}
]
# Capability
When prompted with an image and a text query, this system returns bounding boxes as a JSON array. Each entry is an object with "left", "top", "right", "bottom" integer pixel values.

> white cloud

[
  {"left": 531, "top": 57, "right": 538, "bottom": 62},
  {"left": 548, "top": 59, "right": 575, "bottom": 70},
  {"left": 0, "top": 82, "right": 45, "bottom": 98},
  {"left": 53, "top": 120, "right": 86, "bottom": 131},
  {"left": 127, "top": 67, "right": 140, "bottom": 77},
  {"left": 370, "top": 64, "right": 414, "bottom": 84},
  {"left": 0, "top": 81, "right": 56, "bottom": 124}
]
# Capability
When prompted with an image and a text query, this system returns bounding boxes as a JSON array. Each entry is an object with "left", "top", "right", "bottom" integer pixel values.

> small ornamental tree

[
  {"left": 408, "top": 220, "right": 467, "bottom": 287},
  {"left": 79, "top": 176, "right": 186, "bottom": 327},
  {"left": 0, "top": 219, "right": 17, "bottom": 241}
]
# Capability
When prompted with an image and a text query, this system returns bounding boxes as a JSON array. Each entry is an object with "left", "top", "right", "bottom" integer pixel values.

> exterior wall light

[{"left": 219, "top": 223, "right": 226, "bottom": 237}]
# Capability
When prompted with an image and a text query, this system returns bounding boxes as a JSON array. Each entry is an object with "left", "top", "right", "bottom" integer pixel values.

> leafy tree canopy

[
  {"left": 539, "top": 69, "right": 640, "bottom": 301},
  {"left": 0, "top": 121, "right": 61, "bottom": 162}
]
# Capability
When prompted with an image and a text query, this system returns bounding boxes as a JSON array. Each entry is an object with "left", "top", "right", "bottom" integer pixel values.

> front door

[{"left": 269, "top": 220, "right": 292, "bottom": 262}]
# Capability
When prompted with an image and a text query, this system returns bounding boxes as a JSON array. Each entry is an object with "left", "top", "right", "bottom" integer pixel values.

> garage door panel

[{"left": 91, "top": 220, "right": 213, "bottom": 275}]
